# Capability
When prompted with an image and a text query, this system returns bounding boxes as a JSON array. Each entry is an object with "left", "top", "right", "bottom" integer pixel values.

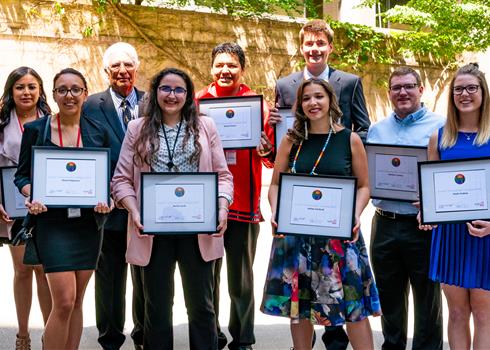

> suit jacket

[
  {"left": 0, "top": 112, "right": 34, "bottom": 238},
  {"left": 82, "top": 88, "right": 145, "bottom": 231},
  {"left": 275, "top": 68, "right": 370, "bottom": 142},
  {"left": 14, "top": 115, "right": 111, "bottom": 192},
  {"left": 111, "top": 116, "right": 233, "bottom": 266}
]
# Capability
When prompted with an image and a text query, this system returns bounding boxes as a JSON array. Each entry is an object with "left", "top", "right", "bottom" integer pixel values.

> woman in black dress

[
  {"left": 261, "top": 79, "right": 380, "bottom": 349},
  {"left": 15, "top": 68, "right": 111, "bottom": 349}
]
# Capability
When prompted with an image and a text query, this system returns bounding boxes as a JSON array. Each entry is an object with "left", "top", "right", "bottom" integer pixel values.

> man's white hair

[{"left": 102, "top": 42, "right": 140, "bottom": 70}]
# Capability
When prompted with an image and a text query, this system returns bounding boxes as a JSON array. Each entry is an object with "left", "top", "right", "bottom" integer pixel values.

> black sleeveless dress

[{"left": 261, "top": 129, "right": 381, "bottom": 325}]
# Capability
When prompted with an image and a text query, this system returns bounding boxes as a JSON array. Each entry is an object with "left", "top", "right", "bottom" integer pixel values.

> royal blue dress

[{"left": 429, "top": 129, "right": 490, "bottom": 290}]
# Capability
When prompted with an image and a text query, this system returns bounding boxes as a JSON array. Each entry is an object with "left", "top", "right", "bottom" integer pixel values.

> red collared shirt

[{"left": 196, "top": 83, "right": 274, "bottom": 223}]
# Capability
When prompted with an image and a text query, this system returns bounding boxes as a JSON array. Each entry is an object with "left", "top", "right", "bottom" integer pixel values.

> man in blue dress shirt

[{"left": 367, "top": 67, "right": 445, "bottom": 350}]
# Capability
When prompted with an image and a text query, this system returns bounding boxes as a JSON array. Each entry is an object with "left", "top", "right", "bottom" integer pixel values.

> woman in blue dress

[
  {"left": 261, "top": 78, "right": 380, "bottom": 349},
  {"left": 425, "top": 63, "right": 490, "bottom": 349}
]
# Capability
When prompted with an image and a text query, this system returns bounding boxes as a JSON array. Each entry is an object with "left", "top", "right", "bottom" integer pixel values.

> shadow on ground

[{"left": 0, "top": 325, "right": 449, "bottom": 350}]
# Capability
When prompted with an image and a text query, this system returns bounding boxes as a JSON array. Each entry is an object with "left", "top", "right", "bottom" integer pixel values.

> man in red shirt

[{"left": 196, "top": 42, "right": 274, "bottom": 350}]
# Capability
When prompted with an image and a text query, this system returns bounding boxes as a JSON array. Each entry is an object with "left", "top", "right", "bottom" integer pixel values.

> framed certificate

[
  {"left": 419, "top": 157, "right": 490, "bottom": 224},
  {"left": 198, "top": 95, "right": 263, "bottom": 149},
  {"left": 141, "top": 172, "right": 218, "bottom": 234},
  {"left": 276, "top": 173, "right": 357, "bottom": 239},
  {"left": 0, "top": 166, "right": 27, "bottom": 219},
  {"left": 366, "top": 143, "right": 427, "bottom": 202},
  {"left": 274, "top": 107, "right": 295, "bottom": 147},
  {"left": 31, "top": 147, "right": 110, "bottom": 207}
]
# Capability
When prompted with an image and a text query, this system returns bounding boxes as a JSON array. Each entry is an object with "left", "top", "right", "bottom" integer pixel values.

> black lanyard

[{"left": 162, "top": 121, "right": 183, "bottom": 170}]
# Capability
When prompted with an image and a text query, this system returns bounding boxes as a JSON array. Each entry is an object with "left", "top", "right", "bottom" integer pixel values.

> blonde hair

[{"left": 441, "top": 63, "right": 490, "bottom": 149}]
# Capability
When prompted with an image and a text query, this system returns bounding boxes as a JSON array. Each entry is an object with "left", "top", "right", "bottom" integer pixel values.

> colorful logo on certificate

[
  {"left": 312, "top": 189, "right": 322, "bottom": 200},
  {"left": 225, "top": 109, "right": 235, "bottom": 118},
  {"left": 66, "top": 161, "right": 77, "bottom": 172},
  {"left": 391, "top": 157, "right": 401, "bottom": 167},
  {"left": 174, "top": 187, "right": 185, "bottom": 197},
  {"left": 454, "top": 173, "right": 465, "bottom": 185}
]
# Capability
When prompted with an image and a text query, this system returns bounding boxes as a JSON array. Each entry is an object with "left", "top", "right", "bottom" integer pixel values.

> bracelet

[{"left": 219, "top": 206, "right": 229, "bottom": 212}]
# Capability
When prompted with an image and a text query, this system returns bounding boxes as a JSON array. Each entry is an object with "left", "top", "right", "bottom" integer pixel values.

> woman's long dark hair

[
  {"left": 287, "top": 78, "right": 343, "bottom": 144},
  {"left": 0, "top": 66, "right": 51, "bottom": 131},
  {"left": 133, "top": 68, "right": 202, "bottom": 166}
]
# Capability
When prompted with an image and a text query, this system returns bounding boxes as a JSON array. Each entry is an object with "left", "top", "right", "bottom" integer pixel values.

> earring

[{"left": 304, "top": 120, "right": 308, "bottom": 140}]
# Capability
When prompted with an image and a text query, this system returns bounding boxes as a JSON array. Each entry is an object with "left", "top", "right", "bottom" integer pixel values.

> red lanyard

[
  {"left": 57, "top": 114, "right": 81, "bottom": 147},
  {"left": 17, "top": 110, "right": 40, "bottom": 133},
  {"left": 17, "top": 115, "right": 24, "bottom": 133}
]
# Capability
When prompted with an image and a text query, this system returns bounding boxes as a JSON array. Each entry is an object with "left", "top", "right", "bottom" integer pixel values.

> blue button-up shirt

[{"left": 367, "top": 106, "right": 446, "bottom": 214}]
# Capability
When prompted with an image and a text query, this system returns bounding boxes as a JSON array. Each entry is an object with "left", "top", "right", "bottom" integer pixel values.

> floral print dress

[{"left": 261, "top": 130, "right": 381, "bottom": 325}]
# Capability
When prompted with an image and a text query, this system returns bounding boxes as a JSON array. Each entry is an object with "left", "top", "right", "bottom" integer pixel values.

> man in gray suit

[
  {"left": 271, "top": 19, "right": 370, "bottom": 143},
  {"left": 270, "top": 19, "right": 370, "bottom": 350}
]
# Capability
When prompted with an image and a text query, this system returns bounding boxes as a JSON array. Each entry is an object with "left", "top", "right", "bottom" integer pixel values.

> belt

[{"left": 375, "top": 208, "right": 417, "bottom": 220}]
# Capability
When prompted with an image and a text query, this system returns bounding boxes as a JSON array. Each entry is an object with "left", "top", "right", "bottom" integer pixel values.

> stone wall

[{"left": 0, "top": 0, "right": 453, "bottom": 121}]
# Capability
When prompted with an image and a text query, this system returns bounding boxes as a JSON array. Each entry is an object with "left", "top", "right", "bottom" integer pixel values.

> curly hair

[
  {"left": 287, "top": 78, "right": 343, "bottom": 145},
  {"left": 133, "top": 68, "right": 201, "bottom": 167},
  {"left": 0, "top": 66, "right": 51, "bottom": 131}
]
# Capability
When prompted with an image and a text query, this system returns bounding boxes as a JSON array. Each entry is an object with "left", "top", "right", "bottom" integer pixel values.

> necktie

[{"left": 121, "top": 99, "right": 133, "bottom": 128}]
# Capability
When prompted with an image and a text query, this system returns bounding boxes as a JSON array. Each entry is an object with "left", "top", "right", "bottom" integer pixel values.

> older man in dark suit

[
  {"left": 82, "top": 42, "right": 145, "bottom": 350},
  {"left": 270, "top": 19, "right": 371, "bottom": 350}
]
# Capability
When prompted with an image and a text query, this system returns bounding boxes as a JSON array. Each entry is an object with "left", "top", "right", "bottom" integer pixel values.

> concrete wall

[{"left": 0, "top": 0, "right": 453, "bottom": 121}]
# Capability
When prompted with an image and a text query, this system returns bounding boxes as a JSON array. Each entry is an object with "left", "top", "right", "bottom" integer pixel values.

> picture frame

[
  {"left": 140, "top": 172, "right": 218, "bottom": 234},
  {"left": 366, "top": 143, "right": 427, "bottom": 202},
  {"left": 198, "top": 95, "right": 263, "bottom": 149},
  {"left": 418, "top": 156, "right": 490, "bottom": 224},
  {"left": 276, "top": 173, "right": 357, "bottom": 239},
  {"left": 0, "top": 166, "right": 28, "bottom": 219},
  {"left": 31, "top": 146, "right": 110, "bottom": 208},
  {"left": 274, "top": 107, "right": 295, "bottom": 147}
]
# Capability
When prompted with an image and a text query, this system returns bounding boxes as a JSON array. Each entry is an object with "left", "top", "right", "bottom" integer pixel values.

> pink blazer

[
  {"left": 111, "top": 116, "right": 233, "bottom": 266},
  {"left": 0, "top": 112, "right": 24, "bottom": 239}
]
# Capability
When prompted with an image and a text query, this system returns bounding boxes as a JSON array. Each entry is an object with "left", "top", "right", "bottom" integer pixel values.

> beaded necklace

[{"left": 291, "top": 128, "right": 333, "bottom": 175}]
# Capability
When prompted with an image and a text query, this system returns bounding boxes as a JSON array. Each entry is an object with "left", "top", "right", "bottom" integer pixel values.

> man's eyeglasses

[
  {"left": 158, "top": 85, "right": 187, "bottom": 96},
  {"left": 390, "top": 84, "right": 419, "bottom": 93},
  {"left": 453, "top": 84, "right": 480, "bottom": 95},
  {"left": 53, "top": 87, "right": 86, "bottom": 97}
]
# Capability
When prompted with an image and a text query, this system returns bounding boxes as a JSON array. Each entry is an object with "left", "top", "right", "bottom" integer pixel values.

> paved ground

[{"left": 0, "top": 169, "right": 451, "bottom": 349}]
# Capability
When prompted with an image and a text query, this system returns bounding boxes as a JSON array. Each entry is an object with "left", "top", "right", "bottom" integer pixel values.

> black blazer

[
  {"left": 275, "top": 68, "right": 370, "bottom": 142},
  {"left": 82, "top": 88, "right": 145, "bottom": 231},
  {"left": 14, "top": 115, "right": 111, "bottom": 192}
]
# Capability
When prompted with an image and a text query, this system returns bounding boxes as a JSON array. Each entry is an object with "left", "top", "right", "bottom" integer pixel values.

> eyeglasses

[
  {"left": 53, "top": 87, "right": 86, "bottom": 97},
  {"left": 390, "top": 84, "right": 419, "bottom": 93},
  {"left": 108, "top": 61, "right": 136, "bottom": 72},
  {"left": 158, "top": 85, "right": 187, "bottom": 96},
  {"left": 453, "top": 84, "right": 480, "bottom": 95}
]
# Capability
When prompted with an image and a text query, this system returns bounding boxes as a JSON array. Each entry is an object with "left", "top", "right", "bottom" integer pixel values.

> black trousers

[
  {"left": 142, "top": 235, "right": 217, "bottom": 350},
  {"left": 371, "top": 212, "right": 443, "bottom": 350},
  {"left": 95, "top": 229, "right": 145, "bottom": 349},
  {"left": 213, "top": 220, "right": 259, "bottom": 348}
]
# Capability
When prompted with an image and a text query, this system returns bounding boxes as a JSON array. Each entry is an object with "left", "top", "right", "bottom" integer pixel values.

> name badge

[
  {"left": 225, "top": 151, "right": 237, "bottom": 165},
  {"left": 67, "top": 208, "right": 81, "bottom": 218}
]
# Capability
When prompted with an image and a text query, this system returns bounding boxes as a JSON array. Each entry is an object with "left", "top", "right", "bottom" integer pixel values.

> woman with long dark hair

[
  {"left": 14, "top": 68, "right": 111, "bottom": 349},
  {"left": 0, "top": 66, "right": 52, "bottom": 350},
  {"left": 111, "top": 67, "right": 233, "bottom": 348},
  {"left": 261, "top": 78, "right": 380, "bottom": 349}
]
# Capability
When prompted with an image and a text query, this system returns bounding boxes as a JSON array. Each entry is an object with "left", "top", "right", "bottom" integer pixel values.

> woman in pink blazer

[
  {"left": 0, "top": 67, "right": 52, "bottom": 350},
  {"left": 111, "top": 67, "right": 233, "bottom": 349}
]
